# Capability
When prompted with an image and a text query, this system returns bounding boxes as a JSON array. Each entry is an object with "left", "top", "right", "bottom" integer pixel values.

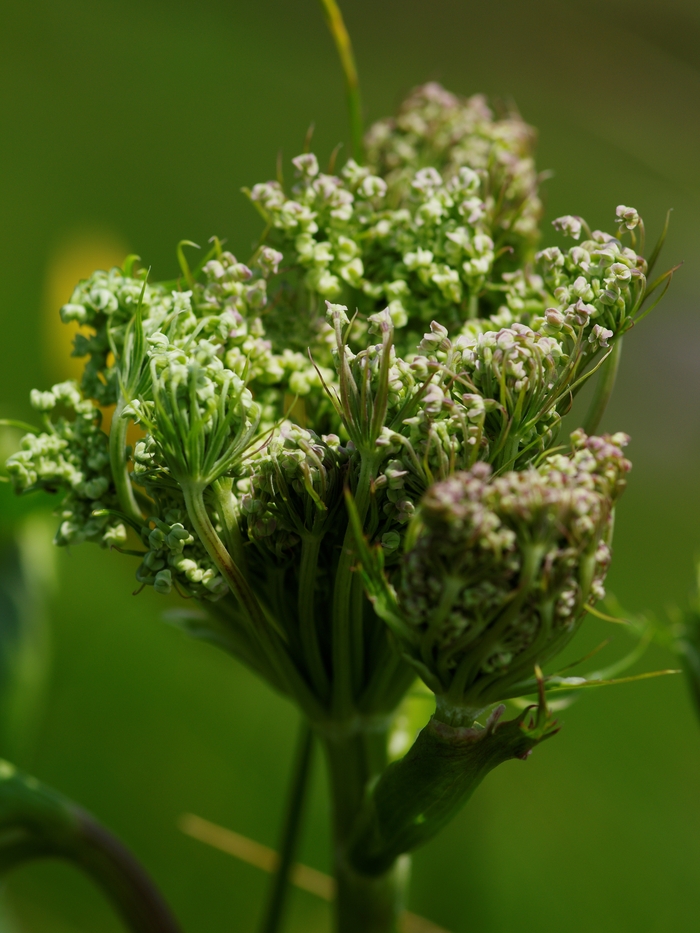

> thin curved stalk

[
  {"left": 74, "top": 810, "right": 182, "bottom": 933},
  {"left": 317, "top": 0, "right": 364, "bottom": 163},
  {"left": 258, "top": 720, "right": 314, "bottom": 933},
  {"left": 210, "top": 477, "right": 248, "bottom": 573},
  {"left": 583, "top": 338, "right": 623, "bottom": 436}
]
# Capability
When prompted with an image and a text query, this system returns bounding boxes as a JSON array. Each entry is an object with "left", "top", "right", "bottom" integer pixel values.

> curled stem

[{"left": 0, "top": 762, "right": 182, "bottom": 933}]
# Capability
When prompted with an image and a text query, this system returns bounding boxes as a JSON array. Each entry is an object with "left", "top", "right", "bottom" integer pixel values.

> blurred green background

[{"left": 2, "top": 1, "right": 700, "bottom": 930}]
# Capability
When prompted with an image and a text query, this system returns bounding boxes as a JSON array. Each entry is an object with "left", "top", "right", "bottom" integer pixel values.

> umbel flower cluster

[{"left": 4, "top": 81, "right": 670, "bottom": 920}]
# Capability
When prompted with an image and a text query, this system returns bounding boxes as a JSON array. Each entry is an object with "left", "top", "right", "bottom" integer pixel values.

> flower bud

[
  {"left": 589, "top": 324, "right": 613, "bottom": 349},
  {"left": 616, "top": 204, "right": 640, "bottom": 230},
  {"left": 552, "top": 215, "right": 582, "bottom": 240},
  {"left": 545, "top": 307, "right": 565, "bottom": 327},
  {"left": 154, "top": 569, "right": 172, "bottom": 595},
  {"left": 325, "top": 300, "right": 350, "bottom": 327},
  {"left": 30, "top": 390, "right": 56, "bottom": 412},
  {"left": 256, "top": 247, "right": 283, "bottom": 277},
  {"left": 292, "top": 153, "right": 319, "bottom": 179}
]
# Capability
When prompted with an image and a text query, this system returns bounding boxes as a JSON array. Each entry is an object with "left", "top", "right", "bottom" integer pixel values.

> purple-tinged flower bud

[
  {"left": 535, "top": 246, "right": 565, "bottom": 268},
  {"left": 325, "top": 300, "right": 350, "bottom": 327},
  {"left": 292, "top": 153, "right": 319, "bottom": 179},
  {"left": 566, "top": 298, "right": 595, "bottom": 326}
]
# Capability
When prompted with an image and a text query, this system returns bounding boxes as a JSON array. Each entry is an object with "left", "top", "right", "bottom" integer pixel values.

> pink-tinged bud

[{"left": 545, "top": 308, "right": 565, "bottom": 327}]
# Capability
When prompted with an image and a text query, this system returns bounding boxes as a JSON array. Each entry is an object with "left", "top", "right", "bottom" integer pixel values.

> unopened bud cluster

[
  {"left": 397, "top": 431, "right": 630, "bottom": 704},
  {"left": 364, "top": 82, "right": 542, "bottom": 250}
]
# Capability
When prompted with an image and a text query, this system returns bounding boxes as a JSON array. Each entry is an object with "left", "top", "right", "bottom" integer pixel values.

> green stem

[
  {"left": 321, "top": 727, "right": 406, "bottom": 933},
  {"left": 259, "top": 721, "right": 314, "bottom": 933},
  {"left": 317, "top": 0, "right": 364, "bottom": 163},
  {"left": 346, "top": 708, "right": 556, "bottom": 878},
  {"left": 582, "top": 337, "right": 623, "bottom": 436},
  {"left": 109, "top": 400, "right": 143, "bottom": 525},
  {"left": 210, "top": 477, "right": 248, "bottom": 573},
  {"left": 358, "top": 640, "right": 414, "bottom": 717},
  {"left": 192, "top": 598, "right": 285, "bottom": 692},
  {"left": 182, "top": 483, "right": 265, "bottom": 634}
]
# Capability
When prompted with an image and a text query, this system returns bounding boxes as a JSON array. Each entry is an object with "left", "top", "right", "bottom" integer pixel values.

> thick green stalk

[
  {"left": 347, "top": 706, "right": 556, "bottom": 877},
  {"left": 317, "top": 0, "right": 364, "bottom": 163},
  {"left": 321, "top": 726, "right": 407, "bottom": 933},
  {"left": 109, "top": 399, "right": 143, "bottom": 525},
  {"left": 259, "top": 721, "right": 314, "bottom": 933}
]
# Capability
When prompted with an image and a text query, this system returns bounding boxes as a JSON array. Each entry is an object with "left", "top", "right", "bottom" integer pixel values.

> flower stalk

[
  {"left": 259, "top": 720, "right": 315, "bottom": 933},
  {"left": 317, "top": 0, "right": 364, "bottom": 163}
]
